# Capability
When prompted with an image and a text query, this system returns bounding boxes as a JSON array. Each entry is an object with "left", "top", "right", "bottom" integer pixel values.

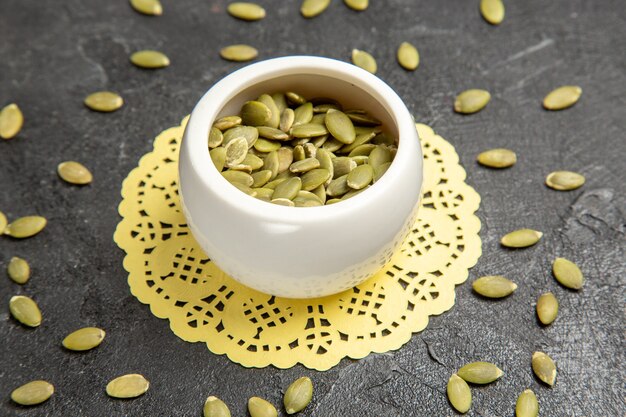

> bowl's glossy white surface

[{"left": 179, "top": 56, "right": 423, "bottom": 298}]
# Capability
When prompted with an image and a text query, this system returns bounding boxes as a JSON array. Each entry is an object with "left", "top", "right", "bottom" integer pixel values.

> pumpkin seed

[
  {"left": 312, "top": 185, "right": 327, "bottom": 204},
  {"left": 254, "top": 138, "right": 281, "bottom": 152},
  {"left": 257, "top": 126, "right": 289, "bottom": 141},
  {"left": 277, "top": 147, "right": 294, "bottom": 172},
  {"left": 223, "top": 126, "right": 259, "bottom": 147},
  {"left": 371, "top": 132, "right": 395, "bottom": 146},
  {"left": 0, "top": 103, "right": 24, "bottom": 140},
  {"left": 272, "top": 93, "right": 287, "bottom": 113},
  {"left": 545, "top": 170, "right": 585, "bottom": 191},
  {"left": 8, "top": 256, "right": 30, "bottom": 284},
  {"left": 477, "top": 148, "right": 517, "bottom": 168},
  {"left": 532, "top": 352, "right": 556, "bottom": 386},
  {"left": 241, "top": 154, "right": 264, "bottom": 170},
  {"left": 515, "top": 389, "right": 539, "bottom": 417},
  {"left": 326, "top": 198, "right": 342, "bottom": 205},
  {"left": 9, "top": 295, "right": 42, "bottom": 327},
  {"left": 480, "top": 0, "right": 504, "bottom": 25},
  {"left": 342, "top": 132, "right": 376, "bottom": 154},
  {"left": 106, "top": 374, "right": 150, "bottom": 398},
  {"left": 224, "top": 137, "right": 249, "bottom": 167},
  {"left": 210, "top": 147, "right": 227, "bottom": 171},
  {"left": 346, "top": 164, "right": 373, "bottom": 190},
  {"left": 5, "top": 216, "right": 47, "bottom": 238},
  {"left": 301, "top": 169, "right": 331, "bottom": 191},
  {"left": 251, "top": 170, "right": 273, "bottom": 187},
  {"left": 447, "top": 374, "right": 471, "bottom": 414},
  {"left": 284, "top": 377, "right": 313, "bottom": 414},
  {"left": 373, "top": 162, "right": 391, "bottom": 182},
  {"left": 130, "top": 0, "right": 162, "bottom": 15},
  {"left": 0, "top": 211, "right": 6, "bottom": 234},
  {"left": 220, "top": 44, "right": 258, "bottom": 62},
  {"left": 536, "top": 292, "right": 558, "bottom": 325},
  {"left": 130, "top": 50, "right": 170, "bottom": 69},
  {"left": 369, "top": 145, "right": 392, "bottom": 169},
  {"left": 213, "top": 116, "right": 242, "bottom": 131},
  {"left": 272, "top": 177, "right": 302, "bottom": 200},
  {"left": 457, "top": 362, "right": 504, "bottom": 384},
  {"left": 472, "top": 275, "right": 517, "bottom": 298},
  {"left": 254, "top": 188, "right": 274, "bottom": 201},
  {"left": 286, "top": 91, "right": 307, "bottom": 105},
  {"left": 351, "top": 49, "right": 377, "bottom": 74},
  {"left": 347, "top": 112, "right": 381, "bottom": 126},
  {"left": 454, "top": 89, "right": 490, "bottom": 114},
  {"left": 257, "top": 94, "right": 280, "bottom": 128},
  {"left": 543, "top": 86, "right": 582, "bottom": 110},
  {"left": 84, "top": 91, "right": 123, "bottom": 112},
  {"left": 332, "top": 157, "right": 356, "bottom": 178},
  {"left": 500, "top": 229, "right": 542, "bottom": 248},
  {"left": 327, "top": 174, "right": 350, "bottom": 197},
  {"left": 291, "top": 123, "right": 328, "bottom": 138},
  {"left": 325, "top": 109, "right": 356, "bottom": 144},
  {"left": 232, "top": 182, "right": 257, "bottom": 196},
  {"left": 280, "top": 108, "right": 295, "bottom": 132},
  {"left": 311, "top": 134, "right": 328, "bottom": 148},
  {"left": 310, "top": 113, "right": 327, "bottom": 124},
  {"left": 397, "top": 42, "right": 419, "bottom": 70},
  {"left": 290, "top": 157, "right": 320, "bottom": 174},
  {"left": 57, "top": 161, "right": 93, "bottom": 185},
  {"left": 343, "top": 185, "right": 369, "bottom": 200},
  {"left": 293, "top": 144, "right": 306, "bottom": 161},
  {"left": 344, "top": 0, "right": 368, "bottom": 11},
  {"left": 265, "top": 178, "right": 286, "bottom": 190},
  {"left": 552, "top": 257, "right": 584, "bottom": 289},
  {"left": 263, "top": 150, "right": 280, "bottom": 179},
  {"left": 293, "top": 102, "right": 314, "bottom": 126},
  {"left": 62, "top": 327, "right": 106, "bottom": 351},
  {"left": 312, "top": 103, "right": 340, "bottom": 114},
  {"left": 204, "top": 396, "right": 231, "bottom": 417},
  {"left": 241, "top": 101, "right": 272, "bottom": 127},
  {"left": 348, "top": 143, "right": 376, "bottom": 157},
  {"left": 11, "top": 380, "right": 54, "bottom": 406},
  {"left": 303, "top": 142, "right": 317, "bottom": 158},
  {"left": 271, "top": 198, "right": 295, "bottom": 207},
  {"left": 300, "top": 0, "right": 331, "bottom": 18},
  {"left": 208, "top": 127, "right": 224, "bottom": 148},
  {"left": 227, "top": 2, "right": 266, "bottom": 21},
  {"left": 351, "top": 155, "right": 368, "bottom": 165},
  {"left": 293, "top": 191, "right": 323, "bottom": 207},
  {"left": 322, "top": 138, "right": 344, "bottom": 152},
  {"left": 222, "top": 170, "right": 254, "bottom": 187}
]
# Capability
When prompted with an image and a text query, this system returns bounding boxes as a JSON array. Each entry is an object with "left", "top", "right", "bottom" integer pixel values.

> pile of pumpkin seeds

[{"left": 209, "top": 92, "right": 397, "bottom": 207}]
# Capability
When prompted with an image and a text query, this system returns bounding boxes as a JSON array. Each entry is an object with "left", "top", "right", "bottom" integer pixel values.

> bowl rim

[{"left": 182, "top": 55, "right": 421, "bottom": 224}]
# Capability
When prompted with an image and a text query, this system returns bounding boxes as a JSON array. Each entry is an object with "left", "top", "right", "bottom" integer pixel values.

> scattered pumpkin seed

[
  {"left": 300, "top": 0, "right": 331, "bottom": 18},
  {"left": 130, "top": 50, "right": 170, "bottom": 69},
  {"left": 84, "top": 91, "right": 123, "bottom": 112},
  {"left": 293, "top": 102, "right": 314, "bottom": 126},
  {"left": 272, "top": 177, "right": 302, "bottom": 200},
  {"left": 327, "top": 174, "right": 350, "bottom": 197},
  {"left": 241, "top": 101, "right": 272, "bottom": 127},
  {"left": 209, "top": 127, "right": 224, "bottom": 148},
  {"left": 204, "top": 396, "right": 231, "bottom": 417},
  {"left": 290, "top": 157, "right": 320, "bottom": 173},
  {"left": 552, "top": 257, "right": 584, "bottom": 289},
  {"left": 543, "top": 86, "right": 582, "bottom": 110},
  {"left": 222, "top": 170, "right": 254, "bottom": 187},
  {"left": 369, "top": 145, "right": 392, "bottom": 169},
  {"left": 301, "top": 169, "right": 331, "bottom": 191},
  {"left": 545, "top": 170, "right": 585, "bottom": 191},
  {"left": 454, "top": 89, "right": 490, "bottom": 114},
  {"left": 531, "top": 352, "right": 556, "bottom": 386},
  {"left": 0, "top": 211, "right": 6, "bottom": 233},
  {"left": 536, "top": 292, "right": 558, "bottom": 325},
  {"left": 472, "top": 275, "right": 517, "bottom": 298},
  {"left": 291, "top": 123, "right": 329, "bottom": 138},
  {"left": 251, "top": 170, "right": 273, "bottom": 188},
  {"left": 480, "top": 0, "right": 504, "bottom": 25},
  {"left": 130, "top": 0, "right": 162, "bottom": 15},
  {"left": 257, "top": 126, "right": 289, "bottom": 141},
  {"left": 220, "top": 44, "right": 258, "bottom": 62},
  {"left": 213, "top": 116, "right": 242, "bottom": 131},
  {"left": 272, "top": 93, "right": 287, "bottom": 113},
  {"left": 280, "top": 108, "right": 296, "bottom": 132},
  {"left": 344, "top": 0, "right": 368, "bottom": 11},
  {"left": 210, "top": 147, "right": 227, "bottom": 171},
  {"left": 257, "top": 94, "right": 280, "bottom": 128},
  {"left": 397, "top": 42, "right": 419, "bottom": 71},
  {"left": 286, "top": 91, "right": 307, "bottom": 105},
  {"left": 500, "top": 229, "right": 542, "bottom": 248},
  {"left": 4, "top": 216, "right": 47, "bottom": 238},
  {"left": 346, "top": 164, "right": 373, "bottom": 190},
  {"left": 8, "top": 256, "right": 31, "bottom": 284},
  {"left": 9, "top": 295, "right": 42, "bottom": 327},
  {"left": 224, "top": 137, "right": 249, "bottom": 168},
  {"left": 447, "top": 374, "right": 471, "bottom": 414},
  {"left": 325, "top": 109, "right": 355, "bottom": 144},
  {"left": 351, "top": 49, "right": 377, "bottom": 74},
  {"left": 11, "top": 380, "right": 54, "bottom": 406},
  {"left": 284, "top": 377, "right": 313, "bottom": 414},
  {"left": 106, "top": 374, "right": 150, "bottom": 398},
  {"left": 457, "top": 362, "right": 504, "bottom": 384},
  {"left": 62, "top": 327, "right": 106, "bottom": 351},
  {"left": 477, "top": 148, "right": 517, "bottom": 168},
  {"left": 227, "top": 2, "right": 266, "bottom": 21},
  {"left": 0, "top": 103, "right": 24, "bottom": 140},
  {"left": 515, "top": 389, "right": 539, "bottom": 417},
  {"left": 254, "top": 188, "right": 274, "bottom": 201},
  {"left": 332, "top": 157, "right": 356, "bottom": 178},
  {"left": 57, "top": 161, "right": 93, "bottom": 185}
]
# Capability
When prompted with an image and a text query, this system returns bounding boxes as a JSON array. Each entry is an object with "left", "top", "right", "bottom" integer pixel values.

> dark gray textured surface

[{"left": 1, "top": 0, "right": 625, "bottom": 415}]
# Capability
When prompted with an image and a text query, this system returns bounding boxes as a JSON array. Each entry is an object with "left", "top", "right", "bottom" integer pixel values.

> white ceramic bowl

[{"left": 179, "top": 56, "right": 422, "bottom": 298}]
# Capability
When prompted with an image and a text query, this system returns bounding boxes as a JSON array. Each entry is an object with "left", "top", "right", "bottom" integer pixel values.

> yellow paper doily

[{"left": 114, "top": 117, "right": 481, "bottom": 371}]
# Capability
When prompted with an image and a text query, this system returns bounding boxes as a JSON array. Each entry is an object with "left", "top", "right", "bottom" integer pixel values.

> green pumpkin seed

[
  {"left": 373, "top": 161, "right": 391, "bottom": 182},
  {"left": 213, "top": 116, "right": 242, "bottom": 131},
  {"left": 346, "top": 164, "right": 373, "bottom": 190},
  {"left": 57, "top": 161, "right": 93, "bottom": 185},
  {"left": 312, "top": 184, "right": 327, "bottom": 204},
  {"left": 0, "top": 103, "right": 24, "bottom": 140},
  {"left": 280, "top": 108, "right": 295, "bottom": 132},
  {"left": 277, "top": 147, "right": 294, "bottom": 172},
  {"left": 242, "top": 154, "right": 264, "bottom": 170},
  {"left": 204, "top": 396, "right": 231, "bottom": 417},
  {"left": 257, "top": 94, "right": 280, "bottom": 128},
  {"left": 325, "top": 109, "right": 356, "bottom": 144},
  {"left": 332, "top": 157, "right": 356, "bottom": 178},
  {"left": 303, "top": 143, "right": 317, "bottom": 158},
  {"left": 397, "top": 42, "right": 419, "bottom": 71},
  {"left": 301, "top": 169, "right": 331, "bottom": 191},
  {"left": 454, "top": 89, "right": 490, "bottom": 114},
  {"left": 272, "top": 93, "right": 287, "bottom": 113},
  {"left": 272, "top": 177, "right": 302, "bottom": 200},
  {"left": 515, "top": 389, "right": 539, "bottom": 417},
  {"left": 326, "top": 198, "right": 342, "bottom": 205},
  {"left": 84, "top": 91, "right": 123, "bottom": 112},
  {"left": 294, "top": 191, "right": 323, "bottom": 207},
  {"left": 8, "top": 257, "right": 31, "bottom": 284},
  {"left": 254, "top": 188, "right": 274, "bottom": 202},
  {"left": 500, "top": 229, "right": 542, "bottom": 248},
  {"left": 327, "top": 174, "right": 350, "bottom": 197},
  {"left": 290, "top": 157, "right": 320, "bottom": 173},
  {"left": 62, "top": 327, "right": 106, "bottom": 351},
  {"left": 286, "top": 91, "right": 307, "bottom": 105},
  {"left": 232, "top": 182, "right": 257, "bottom": 196},
  {"left": 265, "top": 178, "right": 286, "bottom": 190},
  {"left": 371, "top": 132, "right": 395, "bottom": 146},
  {"left": 106, "top": 374, "right": 150, "bottom": 398},
  {"left": 0, "top": 211, "right": 6, "bottom": 234},
  {"left": 315, "top": 148, "right": 333, "bottom": 183},
  {"left": 447, "top": 374, "right": 471, "bottom": 414},
  {"left": 322, "top": 137, "right": 344, "bottom": 152},
  {"left": 291, "top": 123, "right": 328, "bottom": 138},
  {"left": 130, "top": 0, "right": 162, "bottom": 15},
  {"left": 227, "top": 2, "right": 266, "bottom": 21},
  {"left": 284, "top": 377, "right": 313, "bottom": 414},
  {"left": 543, "top": 86, "right": 582, "bottom": 110},
  {"left": 342, "top": 132, "right": 376, "bottom": 153},
  {"left": 224, "top": 137, "right": 249, "bottom": 167},
  {"left": 532, "top": 352, "right": 556, "bottom": 386},
  {"left": 300, "top": 0, "right": 331, "bottom": 18},
  {"left": 545, "top": 170, "right": 585, "bottom": 191},
  {"left": 223, "top": 126, "right": 259, "bottom": 147},
  {"left": 210, "top": 147, "right": 227, "bottom": 171},
  {"left": 477, "top": 148, "right": 517, "bottom": 168},
  {"left": 11, "top": 380, "right": 54, "bottom": 406},
  {"left": 351, "top": 155, "right": 368, "bottom": 165},
  {"left": 457, "top": 362, "right": 504, "bottom": 384},
  {"left": 208, "top": 127, "right": 224, "bottom": 148},
  {"left": 369, "top": 145, "right": 392, "bottom": 169},
  {"left": 254, "top": 138, "right": 281, "bottom": 152},
  {"left": 536, "top": 292, "right": 558, "bottom": 325},
  {"left": 130, "top": 50, "right": 170, "bottom": 69},
  {"left": 257, "top": 126, "right": 289, "bottom": 141},
  {"left": 271, "top": 198, "right": 295, "bottom": 207},
  {"left": 480, "top": 0, "right": 504, "bottom": 25},
  {"left": 241, "top": 101, "right": 272, "bottom": 127},
  {"left": 348, "top": 143, "right": 376, "bottom": 157},
  {"left": 9, "top": 295, "right": 42, "bottom": 327},
  {"left": 552, "top": 257, "right": 584, "bottom": 289},
  {"left": 222, "top": 170, "right": 254, "bottom": 187},
  {"left": 344, "top": 0, "right": 368, "bottom": 11},
  {"left": 263, "top": 150, "right": 280, "bottom": 179},
  {"left": 311, "top": 134, "right": 328, "bottom": 148},
  {"left": 310, "top": 113, "right": 327, "bottom": 125},
  {"left": 5, "top": 216, "right": 47, "bottom": 238},
  {"left": 472, "top": 275, "right": 517, "bottom": 298},
  {"left": 251, "top": 170, "right": 273, "bottom": 188},
  {"left": 351, "top": 49, "right": 377, "bottom": 74},
  {"left": 346, "top": 112, "right": 381, "bottom": 127},
  {"left": 293, "top": 102, "right": 314, "bottom": 126},
  {"left": 313, "top": 103, "right": 341, "bottom": 114},
  {"left": 220, "top": 44, "right": 258, "bottom": 62}
]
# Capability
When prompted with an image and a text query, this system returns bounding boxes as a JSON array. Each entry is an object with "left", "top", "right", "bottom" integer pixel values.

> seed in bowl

[{"left": 209, "top": 92, "right": 397, "bottom": 206}]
